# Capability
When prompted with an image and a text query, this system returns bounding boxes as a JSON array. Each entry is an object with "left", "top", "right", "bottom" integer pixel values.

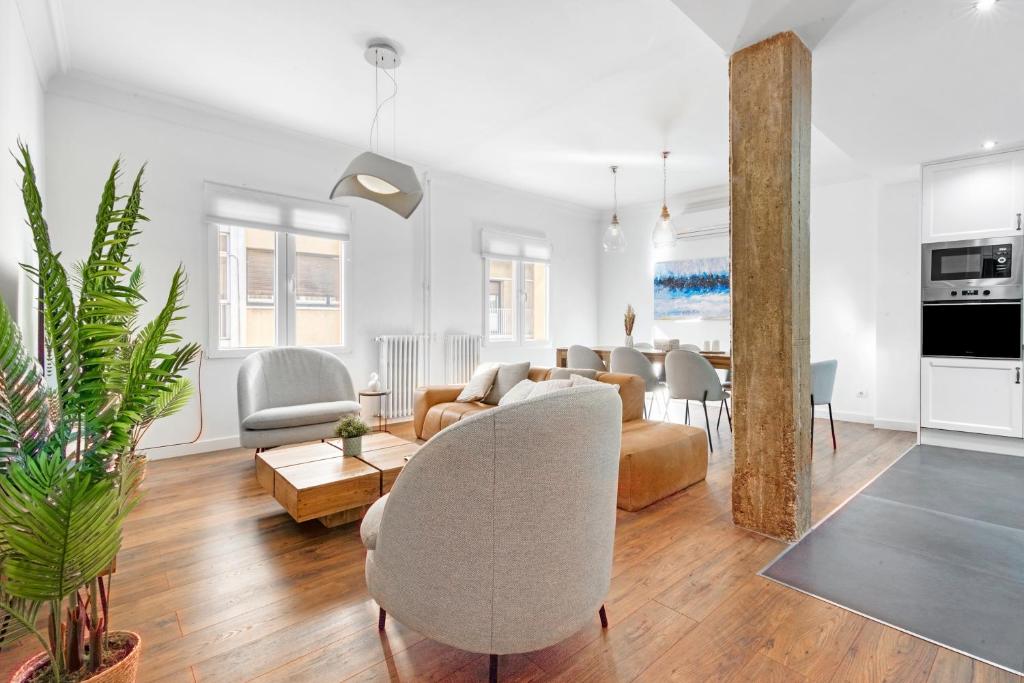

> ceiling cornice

[{"left": 13, "top": 0, "right": 69, "bottom": 87}]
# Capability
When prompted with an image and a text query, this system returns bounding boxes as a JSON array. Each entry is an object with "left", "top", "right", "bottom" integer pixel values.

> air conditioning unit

[{"left": 673, "top": 196, "right": 729, "bottom": 240}]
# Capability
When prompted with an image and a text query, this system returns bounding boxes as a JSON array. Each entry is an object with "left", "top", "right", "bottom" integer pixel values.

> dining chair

[
  {"left": 610, "top": 346, "right": 665, "bottom": 419},
  {"left": 664, "top": 349, "right": 730, "bottom": 453},
  {"left": 679, "top": 343, "right": 702, "bottom": 352},
  {"left": 811, "top": 359, "right": 839, "bottom": 450},
  {"left": 567, "top": 345, "right": 607, "bottom": 372},
  {"left": 634, "top": 342, "right": 654, "bottom": 350}
]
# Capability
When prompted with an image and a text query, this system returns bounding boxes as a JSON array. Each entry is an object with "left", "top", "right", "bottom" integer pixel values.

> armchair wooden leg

[
  {"left": 378, "top": 607, "right": 386, "bottom": 631},
  {"left": 489, "top": 654, "right": 498, "bottom": 683},
  {"left": 599, "top": 604, "right": 608, "bottom": 628}
]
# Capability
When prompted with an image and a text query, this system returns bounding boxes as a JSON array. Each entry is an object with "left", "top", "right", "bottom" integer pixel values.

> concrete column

[{"left": 729, "top": 31, "right": 812, "bottom": 541}]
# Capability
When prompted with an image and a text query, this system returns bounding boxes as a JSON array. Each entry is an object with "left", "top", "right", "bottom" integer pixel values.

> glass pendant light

[
  {"left": 652, "top": 151, "right": 675, "bottom": 248},
  {"left": 602, "top": 165, "right": 627, "bottom": 253}
]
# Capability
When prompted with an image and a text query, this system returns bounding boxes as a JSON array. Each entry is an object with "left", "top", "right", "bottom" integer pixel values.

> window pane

[
  {"left": 294, "top": 234, "right": 343, "bottom": 347},
  {"left": 217, "top": 225, "right": 277, "bottom": 349},
  {"left": 487, "top": 259, "right": 516, "bottom": 341},
  {"left": 523, "top": 262, "right": 548, "bottom": 342}
]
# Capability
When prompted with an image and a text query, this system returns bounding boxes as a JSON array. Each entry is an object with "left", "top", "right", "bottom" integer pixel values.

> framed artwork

[{"left": 654, "top": 257, "right": 730, "bottom": 321}]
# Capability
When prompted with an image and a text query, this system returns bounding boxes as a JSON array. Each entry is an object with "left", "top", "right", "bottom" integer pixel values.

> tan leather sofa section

[{"left": 413, "top": 367, "right": 708, "bottom": 511}]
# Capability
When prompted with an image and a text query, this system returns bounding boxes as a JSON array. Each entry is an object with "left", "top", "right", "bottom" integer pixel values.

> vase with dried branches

[{"left": 624, "top": 304, "right": 636, "bottom": 348}]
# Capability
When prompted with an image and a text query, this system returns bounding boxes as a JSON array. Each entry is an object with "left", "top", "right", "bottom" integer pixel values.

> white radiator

[
  {"left": 375, "top": 335, "right": 428, "bottom": 420},
  {"left": 444, "top": 334, "right": 482, "bottom": 384}
]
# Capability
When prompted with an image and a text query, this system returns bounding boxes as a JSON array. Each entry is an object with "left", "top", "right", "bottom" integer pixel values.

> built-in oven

[
  {"left": 922, "top": 301, "right": 1022, "bottom": 359},
  {"left": 922, "top": 236, "right": 1022, "bottom": 302}
]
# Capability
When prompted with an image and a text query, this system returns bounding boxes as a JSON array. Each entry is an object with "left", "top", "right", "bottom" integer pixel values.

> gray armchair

[
  {"left": 811, "top": 359, "right": 839, "bottom": 450},
  {"left": 665, "top": 349, "right": 730, "bottom": 453},
  {"left": 361, "top": 386, "right": 622, "bottom": 682},
  {"left": 567, "top": 344, "right": 607, "bottom": 371},
  {"left": 610, "top": 346, "right": 665, "bottom": 419},
  {"left": 237, "top": 347, "right": 361, "bottom": 450}
]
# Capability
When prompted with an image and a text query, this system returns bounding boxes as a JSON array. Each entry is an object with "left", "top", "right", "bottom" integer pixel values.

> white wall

[
  {"left": 597, "top": 177, "right": 920, "bottom": 429},
  {"left": 809, "top": 179, "right": 879, "bottom": 422},
  {"left": 874, "top": 181, "right": 921, "bottom": 429},
  {"left": 0, "top": 0, "right": 46, "bottom": 337},
  {"left": 44, "top": 77, "right": 599, "bottom": 458}
]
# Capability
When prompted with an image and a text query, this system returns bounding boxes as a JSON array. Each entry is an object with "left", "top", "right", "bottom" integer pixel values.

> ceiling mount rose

[{"left": 363, "top": 42, "right": 401, "bottom": 70}]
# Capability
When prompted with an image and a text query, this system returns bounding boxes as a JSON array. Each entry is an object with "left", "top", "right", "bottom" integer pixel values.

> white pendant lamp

[
  {"left": 652, "top": 151, "right": 675, "bottom": 248},
  {"left": 602, "top": 165, "right": 627, "bottom": 253},
  {"left": 330, "top": 42, "right": 423, "bottom": 219}
]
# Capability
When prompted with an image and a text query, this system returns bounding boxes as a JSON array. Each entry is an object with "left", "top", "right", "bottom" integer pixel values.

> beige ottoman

[{"left": 617, "top": 420, "right": 709, "bottom": 511}]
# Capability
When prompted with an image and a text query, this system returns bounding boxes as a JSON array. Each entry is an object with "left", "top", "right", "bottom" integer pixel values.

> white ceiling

[{"left": 49, "top": 0, "right": 1024, "bottom": 209}]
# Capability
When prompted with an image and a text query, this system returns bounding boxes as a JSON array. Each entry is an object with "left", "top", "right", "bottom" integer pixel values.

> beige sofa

[{"left": 414, "top": 367, "right": 709, "bottom": 511}]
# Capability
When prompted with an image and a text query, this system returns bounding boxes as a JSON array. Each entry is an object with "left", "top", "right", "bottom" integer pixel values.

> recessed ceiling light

[
  {"left": 976, "top": 0, "right": 997, "bottom": 11},
  {"left": 982, "top": 140, "right": 997, "bottom": 150}
]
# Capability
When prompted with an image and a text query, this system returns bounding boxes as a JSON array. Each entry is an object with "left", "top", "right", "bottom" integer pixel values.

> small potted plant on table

[{"left": 335, "top": 416, "right": 371, "bottom": 456}]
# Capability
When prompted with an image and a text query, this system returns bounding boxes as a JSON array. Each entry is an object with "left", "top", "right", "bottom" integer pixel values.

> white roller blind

[
  {"left": 481, "top": 228, "right": 551, "bottom": 262},
  {"left": 204, "top": 181, "right": 350, "bottom": 239}
]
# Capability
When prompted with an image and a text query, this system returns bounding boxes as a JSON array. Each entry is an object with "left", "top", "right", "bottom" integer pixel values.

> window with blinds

[{"left": 205, "top": 183, "right": 350, "bottom": 354}]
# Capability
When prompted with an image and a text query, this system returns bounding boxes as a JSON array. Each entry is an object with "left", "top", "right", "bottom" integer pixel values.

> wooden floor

[{"left": 2, "top": 410, "right": 1018, "bottom": 683}]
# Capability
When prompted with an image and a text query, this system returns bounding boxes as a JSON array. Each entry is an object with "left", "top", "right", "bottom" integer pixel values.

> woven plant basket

[{"left": 9, "top": 632, "right": 141, "bottom": 683}]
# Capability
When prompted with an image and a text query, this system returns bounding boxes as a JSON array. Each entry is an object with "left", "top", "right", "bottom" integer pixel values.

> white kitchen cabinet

[
  {"left": 921, "top": 357, "right": 1023, "bottom": 437},
  {"left": 922, "top": 150, "right": 1024, "bottom": 243}
]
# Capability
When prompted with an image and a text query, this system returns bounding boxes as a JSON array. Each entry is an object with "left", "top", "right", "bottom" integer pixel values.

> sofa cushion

[
  {"left": 497, "top": 379, "right": 536, "bottom": 406},
  {"left": 241, "top": 400, "right": 361, "bottom": 430},
  {"left": 549, "top": 367, "right": 598, "bottom": 380},
  {"left": 570, "top": 374, "right": 620, "bottom": 391},
  {"left": 483, "top": 361, "right": 531, "bottom": 405},
  {"left": 422, "top": 401, "right": 491, "bottom": 438},
  {"left": 456, "top": 364, "right": 499, "bottom": 402}
]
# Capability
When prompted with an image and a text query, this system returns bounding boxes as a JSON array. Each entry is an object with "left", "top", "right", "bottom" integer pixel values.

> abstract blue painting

[{"left": 654, "top": 257, "right": 731, "bottom": 320}]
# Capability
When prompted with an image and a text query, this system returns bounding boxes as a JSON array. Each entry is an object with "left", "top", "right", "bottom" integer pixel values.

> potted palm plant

[
  {"left": 335, "top": 416, "right": 370, "bottom": 456},
  {"left": 0, "top": 143, "right": 198, "bottom": 682}
]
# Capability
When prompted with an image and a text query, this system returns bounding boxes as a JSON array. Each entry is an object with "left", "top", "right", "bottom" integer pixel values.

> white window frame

[
  {"left": 204, "top": 182, "right": 351, "bottom": 359},
  {"left": 483, "top": 256, "right": 551, "bottom": 348}
]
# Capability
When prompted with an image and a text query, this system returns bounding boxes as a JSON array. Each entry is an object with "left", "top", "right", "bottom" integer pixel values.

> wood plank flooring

[{"left": 1, "top": 411, "right": 1017, "bottom": 682}]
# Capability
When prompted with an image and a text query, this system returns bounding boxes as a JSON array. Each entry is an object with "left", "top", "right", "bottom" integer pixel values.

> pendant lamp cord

[
  {"left": 368, "top": 55, "right": 399, "bottom": 153},
  {"left": 611, "top": 166, "right": 618, "bottom": 215},
  {"left": 662, "top": 151, "right": 669, "bottom": 206}
]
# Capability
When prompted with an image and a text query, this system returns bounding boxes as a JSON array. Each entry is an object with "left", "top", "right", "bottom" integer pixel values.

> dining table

[{"left": 554, "top": 345, "right": 731, "bottom": 371}]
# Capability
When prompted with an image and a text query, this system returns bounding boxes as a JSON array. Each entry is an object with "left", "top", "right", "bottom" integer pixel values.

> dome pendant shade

[{"left": 331, "top": 153, "right": 423, "bottom": 218}]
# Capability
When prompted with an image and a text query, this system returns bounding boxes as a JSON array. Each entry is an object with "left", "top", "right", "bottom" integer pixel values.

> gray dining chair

[
  {"left": 811, "top": 359, "right": 839, "bottom": 450},
  {"left": 634, "top": 342, "right": 654, "bottom": 350},
  {"left": 664, "top": 349, "right": 730, "bottom": 453},
  {"left": 567, "top": 345, "right": 607, "bottom": 372},
  {"left": 610, "top": 346, "right": 665, "bottom": 419},
  {"left": 679, "top": 343, "right": 702, "bottom": 352}
]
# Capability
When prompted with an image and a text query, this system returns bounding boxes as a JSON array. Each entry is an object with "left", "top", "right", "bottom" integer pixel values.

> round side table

[{"left": 359, "top": 390, "right": 392, "bottom": 433}]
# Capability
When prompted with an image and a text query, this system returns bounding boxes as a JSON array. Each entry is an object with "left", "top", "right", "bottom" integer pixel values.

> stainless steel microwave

[{"left": 921, "top": 236, "right": 1022, "bottom": 302}]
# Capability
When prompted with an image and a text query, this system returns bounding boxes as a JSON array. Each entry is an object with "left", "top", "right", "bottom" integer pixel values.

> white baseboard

[
  {"left": 814, "top": 407, "right": 873, "bottom": 425},
  {"left": 139, "top": 415, "right": 416, "bottom": 461},
  {"left": 921, "top": 427, "right": 1024, "bottom": 457},
  {"left": 873, "top": 418, "right": 918, "bottom": 432},
  {"left": 141, "top": 436, "right": 240, "bottom": 460}
]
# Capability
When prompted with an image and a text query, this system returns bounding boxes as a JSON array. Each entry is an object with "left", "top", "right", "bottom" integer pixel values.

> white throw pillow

[
  {"left": 525, "top": 379, "right": 573, "bottom": 398},
  {"left": 456, "top": 363, "right": 500, "bottom": 402},
  {"left": 570, "top": 374, "right": 620, "bottom": 392},
  {"left": 497, "top": 379, "right": 536, "bottom": 406}
]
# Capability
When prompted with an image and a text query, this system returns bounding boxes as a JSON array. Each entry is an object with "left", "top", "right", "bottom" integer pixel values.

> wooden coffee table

[{"left": 255, "top": 433, "right": 420, "bottom": 527}]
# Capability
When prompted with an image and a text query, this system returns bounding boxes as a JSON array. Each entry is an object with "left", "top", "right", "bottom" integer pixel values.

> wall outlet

[{"left": 856, "top": 390, "right": 867, "bottom": 399}]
